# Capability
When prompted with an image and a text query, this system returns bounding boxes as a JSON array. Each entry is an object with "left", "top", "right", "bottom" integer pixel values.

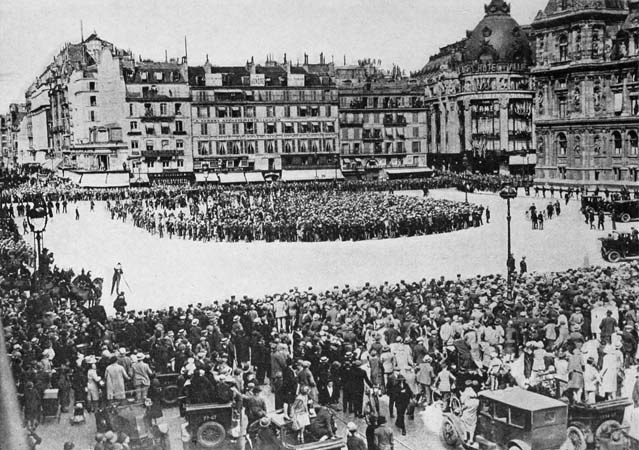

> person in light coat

[
  {"left": 106, "top": 356, "right": 130, "bottom": 401},
  {"left": 132, "top": 353, "right": 153, "bottom": 401}
]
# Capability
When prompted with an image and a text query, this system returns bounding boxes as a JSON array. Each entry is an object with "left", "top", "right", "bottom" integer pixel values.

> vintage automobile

[
  {"left": 180, "top": 402, "right": 241, "bottom": 449},
  {"left": 441, "top": 387, "right": 568, "bottom": 450},
  {"left": 106, "top": 401, "right": 170, "bottom": 450},
  {"left": 245, "top": 411, "right": 346, "bottom": 450},
  {"left": 600, "top": 232, "right": 639, "bottom": 263},
  {"left": 611, "top": 200, "right": 639, "bottom": 223},
  {"left": 156, "top": 372, "right": 182, "bottom": 406},
  {"left": 582, "top": 195, "right": 611, "bottom": 213},
  {"left": 566, "top": 398, "right": 632, "bottom": 450}
]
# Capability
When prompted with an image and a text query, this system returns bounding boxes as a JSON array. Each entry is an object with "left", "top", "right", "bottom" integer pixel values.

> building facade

[
  {"left": 532, "top": 0, "right": 639, "bottom": 185},
  {"left": 123, "top": 58, "right": 193, "bottom": 184},
  {"left": 189, "top": 58, "right": 340, "bottom": 182},
  {"left": 417, "top": 0, "right": 536, "bottom": 175},
  {"left": 338, "top": 80, "right": 430, "bottom": 178}
]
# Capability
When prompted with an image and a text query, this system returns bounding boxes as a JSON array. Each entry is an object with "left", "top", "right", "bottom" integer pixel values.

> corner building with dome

[
  {"left": 532, "top": 0, "right": 639, "bottom": 186},
  {"left": 416, "top": 0, "right": 536, "bottom": 175}
]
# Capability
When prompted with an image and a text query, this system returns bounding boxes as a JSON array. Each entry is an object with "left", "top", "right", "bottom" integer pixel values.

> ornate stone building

[
  {"left": 418, "top": 0, "right": 535, "bottom": 174},
  {"left": 532, "top": 0, "right": 639, "bottom": 185}
]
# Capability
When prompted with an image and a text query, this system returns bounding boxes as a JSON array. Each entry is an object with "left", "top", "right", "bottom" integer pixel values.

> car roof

[{"left": 479, "top": 387, "right": 567, "bottom": 412}]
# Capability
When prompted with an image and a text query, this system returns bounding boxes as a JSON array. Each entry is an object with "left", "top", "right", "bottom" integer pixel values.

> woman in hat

[
  {"left": 600, "top": 344, "right": 621, "bottom": 400},
  {"left": 290, "top": 385, "right": 311, "bottom": 443},
  {"left": 460, "top": 385, "right": 479, "bottom": 446}
]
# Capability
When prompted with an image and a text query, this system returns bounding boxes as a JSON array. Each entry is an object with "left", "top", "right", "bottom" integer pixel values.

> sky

[{"left": 0, "top": 0, "right": 548, "bottom": 108}]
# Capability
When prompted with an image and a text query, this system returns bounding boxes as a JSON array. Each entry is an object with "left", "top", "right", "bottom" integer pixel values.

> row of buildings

[{"left": 5, "top": 0, "right": 639, "bottom": 186}]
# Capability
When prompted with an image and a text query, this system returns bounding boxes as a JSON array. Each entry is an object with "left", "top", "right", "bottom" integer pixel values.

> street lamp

[
  {"left": 499, "top": 185, "right": 518, "bottom": 301},
  {"left": 27, "top": 198, "right": 49, "bottom": 274}
]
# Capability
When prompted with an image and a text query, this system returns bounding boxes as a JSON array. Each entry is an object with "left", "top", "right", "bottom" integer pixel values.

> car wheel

[
  {"left": 596, "top": 420, "right": 622, "bottom": 442},
  {"left": 161, "top": 384, "right": 179, "bottom": 406},
  {"left": 568, "top": 425, "right": 587, "bottom": 450},
  {"left": 440, "top": 418, "right": 460, "bottom": 448},
  {"left": 621, "top": 213, "right": 632, "bottom": 223},
  {"left": 196, "top": 421, "right": 226, "bottom": 448},
  {"left": 608, "top": 251, "right": 622, "bottom": 263}
]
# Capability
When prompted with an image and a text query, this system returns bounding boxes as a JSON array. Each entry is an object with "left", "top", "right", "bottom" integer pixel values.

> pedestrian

[
  {"left": 537, "top": 211, "right": 544, "bottom": 230},
  {"left": 105, "top": 356, "right": 130, "bottom": 402},
  {"left": 346, "top": 422, "right": 367, "bottom": 450},
  {"left": 291, "top": 385, "right": 311, "bottom": 443},
  {"left": 373, "top": 416, "right": 394, "bottom": 450},
  {"left": 598, "top": 210, "right": 605, "bottom": 231},
  {"left": 485, "top": 207, "right": 490, "bottom": 224},
  {"left": 519, "top": 257, "right": 527, "bottom": 275},
  {"left": 460, "top": 386, "right": 479, "bottom": 446},
  {"left": 132, "top": 353, "right": 153, "bottom": 401},
  {"left": 394, "top": 375, "right": 413, "bottom": 436},
  {"left": 111, "top": 262, "right": 123, "bottom": 295},
  {"left": 23, "top": 381, "right": 41, "bottom": 429},
  {"left": 583, "top": 357, "right": 601, "bottom": 405},
  {"left": 415, "top": 355, "right": 434, "bottom": 406},
  {"left": 75, "top": 207, "right": 79, "bottom": 220},
  {"left": 435, "top": 363, "right": 456, "bottom": 412}
]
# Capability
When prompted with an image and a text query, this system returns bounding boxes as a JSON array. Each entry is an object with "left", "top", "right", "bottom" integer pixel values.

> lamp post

[
  {"left": 462, "top": 154, "right": 470, "bottom": 203},
  {"left": 27, "top": 198, "right": 48, "bottom": 275},
  {"left": 500, "top": 185, "right": 518, "bottom": 301}
]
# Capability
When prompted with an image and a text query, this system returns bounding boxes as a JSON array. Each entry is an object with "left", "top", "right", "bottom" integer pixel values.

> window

[
  {"left": 144, "top": 103, "right": 153, "bottom": 116},
  {"left": 632, "top": 98, "right": 639, "bottom": 116},
  {"left": 557, "top": 133, "right": 567, "bottom": 156},
  {"left": 630, "top": 131, "right": 638, "bottom": 155},
  {"left": 160, "top": 103, "right": 167, "bottom": 115},
  {"left": 284, "top": 123, "right": 295, "bottom": 134},
  {"left": 175, "top": 103, "right": 182, "bottom": 115},
  {"left": 299, "top": 122, "right": 309, "bottom": 133},
  {"left": 218, "top": 143, "right": 226, "bottom": 155},
  {"left": 140, "top": 72, "right": 148, "bottom": 81},
  {"left": 509, "top": 408, "right": 527, "bottom": 429},
  {"left": 413, "top": 112, "right": 419, "bottom": 123},
  {"left": 559, "top": 35, "right": 569, "bottom": 62},
  {"left": 246, "top": 122, "right": 255, "bottom": 134},
  {"left": 323, "top": 122, "right": 335, "bottom": 133},
  {"left": 396, "top": 142, "right": 405, "bottom": 153},
  {"left": 266, "top": 106, "right": 275, "bottom": 118},
  {"left": 299, "top": 106, "right": 308, "bottom": 117},
  {"left": 246, "top": 143, "right": 255, "bottom": 154},
  {"left": 613, "top": 131, "right": 623, "bottom": 155},
  {"left": 176, "top": 139, "right": 184, "bottom": 149},
  {"left": 89, "top": 110, "right": 96, "bottom": 122},
  {"left": 412, "top": 141, "right": 421, "bottom": 153},
  {"left": 198, "top": 141, "right": 210, "bottom": 155},
  {"left": 266, "top": 141, "right": 276, "bottom": 153},
  {"left": 177, "top": 159, "right": 184, "bottom": 167},
  {"left": 161, "top": 123, "right": 170, "bottom": 134},
  {"left": 245, "top": 106, "right": 255, "bottom": 118},
  {"left": 130, "top": 121, "right": 138, "bottom": 131},
  {"left": 129, "top": 104, "right": 134, "bottom": 116},
  {"left": 146, "top": 140, "right": 154, "bottom": 151},
  {"left": 217, "top": 107, "right": 228, "bottom": 118},
  {"left": 413, "top": 127, "right": 420, "bottom": 138},
  {"left": 161, "top": 139, "right": 169, "bottom": 149},
  {"left": 155, "top": 72, "right": 164, "bottom": 82},
  {"left": 219, "top": 123, "right": 226, "bottom": 135},
  {"left": 89, "top": 82, "right": 96, "bottom": 91},
  {"left": 148, "top": 160, "right": 154, "bottom": 168},
  {"left": 201, "top": 123, "right": 208, "bottom": 135},
  {"left": 284, "top": 106, "right": 291, "bottom": 117},
  {"left": 90, "top": 96, "right": 97, "bottom": 107},
  {"left": 559, "top": 98, "right": 567, "bottom": 119},
  {"left": 325, "top": 105, "right": 332, "bottom": 117},
  {"left": 162, "top": 160, "right": 170, "bottom": 168},
  {"left": 131, "top": 140, "right": 139, "bottom": 149},
  {"left": 311, "top": 106, "right": 320, "bottom": 117},
  {"left": 311, "top": 122, "right": 321, "bottom": 133},
  {"left": 266, "top": 123, "right": 276, "bottom": 134},
  {"left": 493, "top": 403, "right": 508, "bottom": 422},
  {"left": 175, "top": 120, "right": 184, "bottom": 133},
  {"left": 231, "top": 107, "right": 241, "bottom": 118},
  {"left": 232, "top": 123, "right": 240, "bottom": 135}
]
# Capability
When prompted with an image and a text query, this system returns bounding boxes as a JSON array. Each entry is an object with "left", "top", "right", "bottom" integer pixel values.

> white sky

[{"left": 0, "top": 0, "right": 548, "bottom": 107}]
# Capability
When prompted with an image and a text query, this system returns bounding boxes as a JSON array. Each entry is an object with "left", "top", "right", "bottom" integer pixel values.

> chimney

[
  {"left": 320, "top": 52, "right": 324, "bottom": 64},
  {"left": 284, "top": 53, "right": 287, "bottom": 64},
  {"left": 344, "top": 55, "right": 346, "bottom": 65},
  {"left": 304, "top": 53, "right": 308, "bottom": 65}
]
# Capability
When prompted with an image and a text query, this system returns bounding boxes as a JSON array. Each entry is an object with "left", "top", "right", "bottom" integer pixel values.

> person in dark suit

[
  {"left": 347, "top": 360, "right": 372, "bottom": 418},
  {"left": 394, "top": 375, "right": 413, "bottom": 436},
  {"left": 308, "top": 405, "right": 335, "bottom": 440}
]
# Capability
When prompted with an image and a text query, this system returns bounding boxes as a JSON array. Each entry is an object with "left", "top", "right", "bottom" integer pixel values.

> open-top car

[
  {"left": 441, "top": 387, "right": 568, "bottom": 450},
  {"left": 180, "top": 402, "right": 241, "bottom": 449},
  {"left": 246, "top": 411, "right": 345, "bottom": 450},
  {"left": 566, "top": 398, "right": 632, "bottom": 450},
  {"left": 600, "top": 232, "right": 639, "bottom": 263}
]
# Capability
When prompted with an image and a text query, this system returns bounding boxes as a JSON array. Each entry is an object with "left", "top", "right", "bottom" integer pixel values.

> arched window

[
  {"left": 218, "top": 144, "right": 226, "bottom": 155},
  {"left": 232, "top": 143, "right": 240, "bottom": 155},
  {"left": 284, "top": 143, "right": 292, "bottom": 154},
  {"left": 559, "top": 35, "right": 569, "bottom": 62},
  {"left": 325, "top": 141, "right": 333, "bottom": 152},
  {"left": 299, "top": 142, "right": 307, "bottom": 153},
  {"left": 246, "top": 143, "right": 255, "bottom": 154},
  {"left": 266, "top": 142, "right": 274, "bottom": 154},
  {"left": 629, "top": 131, "right": 638, "bottom": 156},
  {"left": 613, "top": 131, "right": 623, "bottom": 155},
  {"left": 556, "top": 133, "right": 567, "bottom": 156}
]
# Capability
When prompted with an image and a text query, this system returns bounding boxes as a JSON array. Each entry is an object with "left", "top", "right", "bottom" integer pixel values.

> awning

[
  {"left": 509, "top": 154, "right": 537, "bottom": 165},
  {"left": 130, "top": 174, "right": 150, "bottom": 184},
  {"left": 218, "top": 172, "right": 247, "bottom": 184},
  {"left": 78, "top": 172, "right": 130, "bottom": 188},
  {"left": 244, "top": 172, "right": 265, "bottom": 183},
  {"left": 281, "top": 169, "right": 345, "bottom": 182},
  {"left": 194, "top": 172, "right": 220, "bottom": 183},
  {"left": 385, "top": 167, "right": 433, "bottom": 175}
]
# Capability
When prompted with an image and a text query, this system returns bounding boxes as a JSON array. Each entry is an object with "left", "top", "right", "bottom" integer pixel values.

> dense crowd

[
  {"left": 106, "top": 190, "right": 486, "bottom": 243},
  {"left": 4, "top": 199, "right": 639, "bottom": 449}
]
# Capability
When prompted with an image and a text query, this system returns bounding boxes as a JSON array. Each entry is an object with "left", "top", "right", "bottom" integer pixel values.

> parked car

[
  {"left": 567, "top": 398, "right": 632, "bottom": 450},
  {"left": 107, "top": 402, "right": 170, "bottom": 450},
  {"left": 245, "top": 411, "right": 345, "bottom": 450},
  {"left": 441, "top": 387, "right": 568, "bottom": 450},
  {"left": 581, "top": 195, "right": 611, "bottom": 213},
  {"left": 611, "top": 200, "right": 639, "bottom": 222},
  {"left": 180, "top": 402, "right": 241, "bottom": 449},
  {"left": 600, "top": 232, "right": 639, "bottom": 263}
]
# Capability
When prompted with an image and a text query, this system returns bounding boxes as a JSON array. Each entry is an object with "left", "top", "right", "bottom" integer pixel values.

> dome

[
  {"left": 462, "top": 0, "right": 532, "bottom": 66},
  {"left": 541, "top": 0, "right": 626, "bottom": 16}
]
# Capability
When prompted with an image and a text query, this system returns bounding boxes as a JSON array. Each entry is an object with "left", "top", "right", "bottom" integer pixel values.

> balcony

[
  {"left": 363, "top": 131, "right": 383, "bottom": 142},
  {"left": 472, "top": 133, "right": 500, "bottom": 141},
  {"left": 141, "top": 149, "right": 185, "bottom": 158},
  {"left": 340, "top": 120, "right": 364, "bottom": 128},
  {"left": 383, "top": 116, "right": 407, "bottom": 127},
  {"left": 509, "top": 131, "right": 532, "bottom": 140},
  {"left": 141, "top": 113, "right": 175, "bottom": 122}
]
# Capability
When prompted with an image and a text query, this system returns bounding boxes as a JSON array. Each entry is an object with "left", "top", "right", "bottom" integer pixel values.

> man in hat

[
  {"left": 346, "top": 422, "right": 366, "bottom": 450},
  {"left": 132, "top": 353, "right": 153, "bottom": 402},
  {"left": 105, "top": 356, "right": 130, "bottom": 402},
  {"left": 346, "top": 359, "right": 372, "bottom": 418}
]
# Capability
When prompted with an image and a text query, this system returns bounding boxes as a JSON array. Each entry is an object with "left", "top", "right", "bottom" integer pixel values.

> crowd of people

[
  {"left": 3, "top": 195, "right": 639, "bottom": 449},
  {"left": 106, "top": 189, "right": 486, "bottom": 243}
]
